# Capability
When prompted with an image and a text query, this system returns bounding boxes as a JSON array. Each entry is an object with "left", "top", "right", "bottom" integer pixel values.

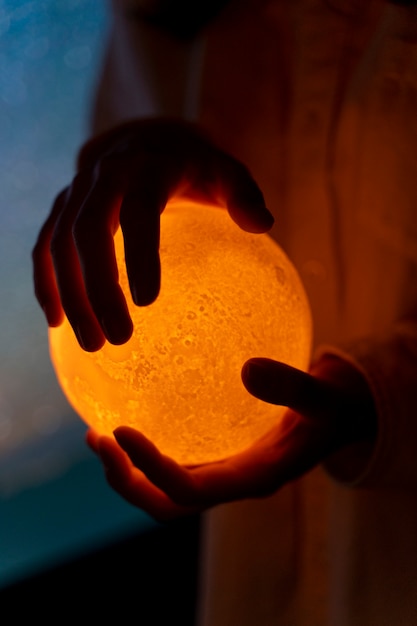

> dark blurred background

[{"left": 0, "top": 1, "right": 200, "bottom": 620}]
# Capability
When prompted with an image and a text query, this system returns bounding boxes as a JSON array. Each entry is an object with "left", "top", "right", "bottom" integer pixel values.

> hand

[
  {"left": 86, "top": 355, "right": 377, "bottom": 521},
  {"left": 32, "top": 118, "right": 274, "bottom": 352}
]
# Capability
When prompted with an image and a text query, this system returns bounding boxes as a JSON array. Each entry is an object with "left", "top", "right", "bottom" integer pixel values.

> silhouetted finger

[
  {"left": 32, "top": 189, "right": 68, "bottom": 326},
  {"left": 241, "top": 358, "right": 343, "bottom": 422},
  {"left": 119, "top": 156, "right": 174, "bottom": 306},
  {"left": 97, "top": 436, "right": 194, "bottom": 520},
  {"left": 73, "top": 161, "right": 133, "bottom": 344},
  {"left": 51, "top": 172, "right": 105, "bottom": 351},
  {"left": 215, "top": 152, "right": 274, "bottom": 233},
  {"left": 113, "top": 427, "right": 281, "bottom": 506}
]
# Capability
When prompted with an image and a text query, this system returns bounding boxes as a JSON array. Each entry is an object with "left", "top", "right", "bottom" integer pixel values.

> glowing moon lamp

[{"left": 49, "top": 199, "right": 312, "bottom": 465}]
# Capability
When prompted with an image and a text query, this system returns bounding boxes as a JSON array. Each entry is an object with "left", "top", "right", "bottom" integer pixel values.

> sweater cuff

[{"left": 313, "top": 332, "right": 404, "bottom": 489}]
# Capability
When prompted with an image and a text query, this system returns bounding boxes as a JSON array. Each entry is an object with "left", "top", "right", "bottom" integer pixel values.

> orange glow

[{"left": 49, "top": 200, "right": 312, "bottom": 465}]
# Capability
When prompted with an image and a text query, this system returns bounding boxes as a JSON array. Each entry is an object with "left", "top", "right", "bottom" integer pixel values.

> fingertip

[
  {"left": 113, "top": 425, "right": 137, "bottom": 439},
  {"left": 242, "top": 358, "right": 324, "bottom": 416},
  {"left": 70, "top": 318, "right": 106, "bottom": 352},
  {"left": 85, "top": 429, "right": 98, "bottom": 451},
  {"left": 96, "top": 435, "right": 122, "bottom": 469},
  {"left": 228, "top": 204, "right": 275, "bottom": 234},
  {"left": 85, "top": 428, "right": 105, "bottom": 454},
  {"left": 97, "top": 434, "right": 118, "bottom": 453},
  {"left": 113, "top": 425, "right": 143, "bottom": 450},
  {"left": 131, "top": 277, "right": 161, "bottom": 307},
  {"left": 121, "top": 191, "right": 162, "bottom": 308},
  {"left": 33, "top": 278, "right": 65, "bottom": 327},
  {"left": 99, "top": 308, "right": 134, "bottom": 346},
  {"left": 241, "top": 357, "right": 275, "bottom": 382},
  {"left": 241, "top": 358, "right": 291, "bottom": 405},
  {"left": 76, "top": 333, "right": 106, "bottom": 353},
  {"left": 43, "top": 302, "right": 65, "bottom": 328},
  {"left": 113, "top": 426, "right": 157, "bottom": 455},
  {"left": 113, "top": 427, "right": 165, "bottom": 469},
  {"left": 258, "top": 208, "right": 275, "bottom": 232},
  {"left": 128, "top": 250, "right": 161, "bottom": 307},
  {"left": 217, "top": 152, "right": 274, "bottom": 233}
]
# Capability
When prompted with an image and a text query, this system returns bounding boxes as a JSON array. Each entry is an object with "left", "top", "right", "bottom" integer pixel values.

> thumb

[
  {"left": 241, "top": 358, "right": 335, "bottom": 421},
  {"left": 219, "top": 160, "right": 274, "bottom": 234}
]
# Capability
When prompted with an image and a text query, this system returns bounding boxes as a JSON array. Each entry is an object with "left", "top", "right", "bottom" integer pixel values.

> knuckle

[
  {"left": 72, "top": 212, "right": 93, "bottom": 249},
  {"left": 53, "top": 187, "right": 70, "bottom": 207},
  {"left": 96, "top": 152, "right": 122, "bottom": 179},
  {"left": 50, "top": 223, "right": 71, "bottom": 261}
]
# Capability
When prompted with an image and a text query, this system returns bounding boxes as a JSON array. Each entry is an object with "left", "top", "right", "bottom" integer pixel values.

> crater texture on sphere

[{"left": 49, "top": 200, "right": 312, "bottom": 464}]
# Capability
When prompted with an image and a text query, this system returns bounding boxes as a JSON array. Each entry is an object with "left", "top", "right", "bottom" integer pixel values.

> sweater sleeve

[
  {"left": 91, "top": 1, "right": 208, "bottom": 134},
  {"left": 316, "top": 319, "right": 417, "bottom": 489}
]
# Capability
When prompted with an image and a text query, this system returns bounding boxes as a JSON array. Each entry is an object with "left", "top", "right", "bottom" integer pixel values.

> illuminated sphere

[{"left": 49, "top": 200, "right": 312, "bottom": 465}]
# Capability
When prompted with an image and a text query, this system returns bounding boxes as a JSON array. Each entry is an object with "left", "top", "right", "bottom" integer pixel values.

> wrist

[{"left": 310, "top": 355, "right": 378, "bottom": 445}]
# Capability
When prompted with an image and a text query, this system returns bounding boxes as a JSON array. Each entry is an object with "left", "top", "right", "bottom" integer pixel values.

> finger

[
  {"left": 85, "top": 428, "right": 100, "bottom": 453},
  {"left": 73, "top": 160, "right": 133, "bottom": 344},
  {"left": 113, "top": 415, "right": 342, "bottom": 507},
  {"left": 97, "top": 436, "right": 194, "bottom": 521},
  {"left": 160, "top": 121, "right": 274, "bottom": 233},
  {"left": 120, "top": 156, "right": 174, "bottom": 306},
  {"left": 113, "top": 428, "right": 202, "bottom": 504},
  {"left": 32, "top": 190, "right": 67, "bottom": 326},
  {"left": 113, "top": 427, "right": 276, "bottom": 506},
  {"left": 215, "top": 153, "right": 274, "bottom": 233},
  {"left": 133, "top": 120, "right": 274, "bottom": 234},
  {"left": 51, "top": 172, "right": 105, "bottom": 351},
  {"left": 122, "top": 194, "right": 161, "bottom": 307},
  {"left": 241, "top": 358, "right": 338, "bottom": 421}
]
